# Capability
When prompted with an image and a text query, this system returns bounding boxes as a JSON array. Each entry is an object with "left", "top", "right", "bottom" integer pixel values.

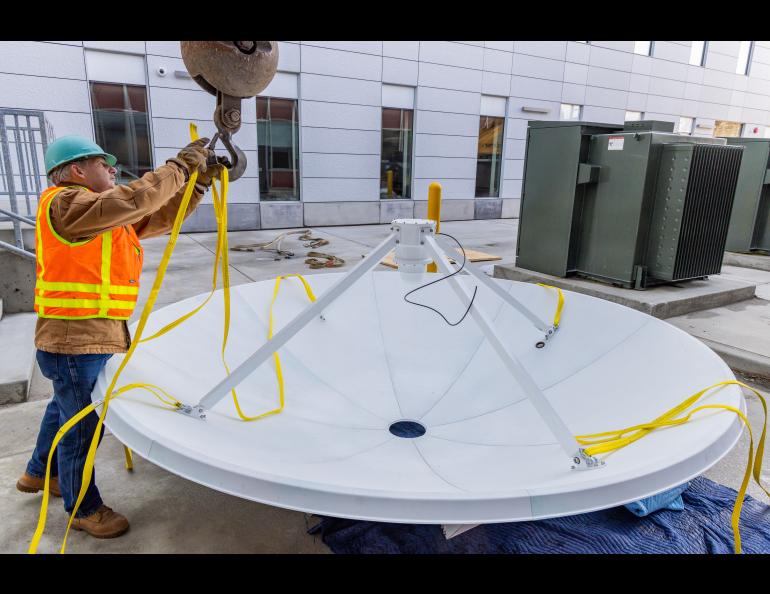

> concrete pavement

[{"left": 3, "top": 218, "right": 769, "bottom": 553}]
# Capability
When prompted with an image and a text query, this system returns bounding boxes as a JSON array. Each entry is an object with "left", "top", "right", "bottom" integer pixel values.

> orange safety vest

[{"left": 34, "top": 185, "right": 143, "bottom": 320}]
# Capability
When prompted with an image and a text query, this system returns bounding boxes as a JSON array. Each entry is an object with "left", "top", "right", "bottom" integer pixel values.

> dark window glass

[
  {"left": 475, "top": 115, "right": 504, "bottom": 198},
  {"left": 257, "top": 97, "right": 300, "bottom": 201},
  {"left": 380, "top": 108, "right": 413, "bottom": 199},
  {"left": 89, "top": 82, "right": 152, "bottom": 184}
]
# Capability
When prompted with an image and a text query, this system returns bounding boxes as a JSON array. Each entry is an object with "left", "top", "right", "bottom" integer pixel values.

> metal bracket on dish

[
  {"left": 535, "top": 325, "right": 559, "bottom": 349},
  {"left": 177, "top": 404, "right": 207, "bottom": 420},
  {"left": 570, "top": 448, "right": 604, "bottom": 471}
]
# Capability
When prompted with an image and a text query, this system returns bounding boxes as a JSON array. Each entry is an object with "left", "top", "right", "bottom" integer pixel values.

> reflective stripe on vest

[{"left": 34, "top": 186, "right": 143, "bottom": 320}]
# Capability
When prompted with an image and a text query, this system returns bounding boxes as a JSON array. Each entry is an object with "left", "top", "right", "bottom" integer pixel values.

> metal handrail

[
  {"left": 0, "top": 206, "right": 35, "bottom": 226},
  {"left": 0, "top": 239, "right": 34, "bottom": 260}
]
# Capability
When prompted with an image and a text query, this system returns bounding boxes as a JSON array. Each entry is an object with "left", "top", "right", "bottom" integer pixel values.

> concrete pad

[
  {"left": 0, "top": 313, "right": 37, "bottom": 405},
  {"left": 667, "top": 298, "right": 770, "bottom": 380},
  {"left": 723, "top": 251, "right": 770, "bottom": 272},
  {"left": 493, "top": 264, "right": 757, "bottom": 319}
]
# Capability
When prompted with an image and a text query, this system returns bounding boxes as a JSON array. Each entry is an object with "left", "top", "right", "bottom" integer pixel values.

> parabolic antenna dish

[{"left": 93, "top": 271, "right": 744, "bottom": 524}]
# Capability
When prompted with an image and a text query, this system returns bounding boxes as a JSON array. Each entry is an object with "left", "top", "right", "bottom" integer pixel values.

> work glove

[
  {"left": 196, "top": 162, "right": 226, "bottom": 189},
  {"left": 166, "top": 138, "right": 212, "bottom": 177}
]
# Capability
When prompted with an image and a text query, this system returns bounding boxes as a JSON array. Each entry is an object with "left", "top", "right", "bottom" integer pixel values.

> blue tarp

[{"left": 309, "top": 477, "right": 770, "bottom": 554}]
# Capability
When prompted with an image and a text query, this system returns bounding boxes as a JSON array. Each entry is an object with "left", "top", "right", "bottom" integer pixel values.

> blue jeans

[{"left": 27, "top": 350, "right": 111, "bottom": 517}]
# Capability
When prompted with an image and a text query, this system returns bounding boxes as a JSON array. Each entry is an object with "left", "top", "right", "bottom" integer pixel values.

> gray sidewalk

[{"left": 2, "top": 218, "right": 769, "bottom": 553}]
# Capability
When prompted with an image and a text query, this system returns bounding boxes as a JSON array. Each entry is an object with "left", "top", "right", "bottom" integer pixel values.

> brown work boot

[
  {"left": 16, "top": 473, "right": 61, "bottom": 497},
  {"left": 71, "top": 505, "right": 129, "bottom": 539}
]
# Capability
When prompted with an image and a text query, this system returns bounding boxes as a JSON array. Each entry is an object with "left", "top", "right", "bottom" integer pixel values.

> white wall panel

[
  {"left": 504, "top": 139, "right": 526, "bottom": 160},
  {"left": 485, "top": 41, "right": 514, "bottom": 52},
  {"left": 500, "top": 178, "right": 522, "bottom": 199},
  {"left": 277, "top": 42, "right": 300, "bottom": 73},
  {"left": 149, "top": 87, "right": 228, "bottom": 121},
  {"left": 414, "top": 156, "right": 476, "bottom": 179},
  {"left": 629, "top": 73, "right": 650, "bottom": 94},
  {"left": 302, "top": 153, "right": 380, "bottom": 179},
  {"left": 420, "top": 41, "right": 483, "bottom": 70},
  {"left": 653, "top": 41, "right": 690, "bottom": 63},
  {"left": 414, "top": 111, "right": 479, "bottom": 136},
  {"left": 626, "top": 92, "right": 647, "bottom": 111},
  {"left": 564, "top": 62, "right": 588, "bottom": 85},
  {"left": 301, "top": 128, "right": 380, "bottom": 155},
  {"left": 301, "top": 45, "right": 382, "bottom": 81},
  {"left": 650, "top": 59, "right": 689, "bottom": 82},
  {"left": 300, "top": 73, "right": 379, "bottom": 106},
  {"left": 708, "top": 41, "right": 741, "bottom": 56},
  {"left": 562, "top": 83, "right": 586, "bottom": 105},
  {"left": 686, "top": 65, "right": 706, "bottom": 84},
  {"left": 585, "top": 86, "right": 628, "bottom": 109},
  {"left": 0, "top": 74, "right": 89, "bottom": 112},
  {"left": 512, "top": 54, "right": 564, "bottom": 81},
  {"left": 510, "top": 76, "right": 563, "bottom": 101},
  {"left": 514, "top": 41, "right": 566, "bottom": 61},
  {"left": 145, "top": 41, "right": 181, "bottom": 58},
  {"left": 258, "top": 72, "right": 299, "bottom": 99},
  {"left": 502, "top": 158, "right": 524, "bottom": 180},
  {"left": 565, "top": 42, "right": 590, "bottom": 65},
  {"left": 581, "top": 105, "right": 626, "bottom": 124},
  {"left": 591, "top": 41, "right": 634, "bottom": 53},
  {"left": 84, "top": 41, "right": 145, "bottom": 54},
  {"left": 645, "top": 95, "right": 682, "bottom": 115},
  {"left": 587, "top": 66, "right": 630, "bottom": 91},
  {"left": 43, "top": 111, "right": 94, "bottom": 140},
  {"left": 419, "top": 62, "right": 483, "bottom": 92},
  {"left": 0, "top": 41, "right": 85, "bottom": 79},
  {"left": 482, "top": 72, "right": 511, "bottom": 96},
  {"left": 483, "top": 48, "right": 513, "bottom": 74},
  {"left": 413, "top": 178, "right": 476, "bottom": 200},
  {"left": 480, "top": 95, "right": 506, "bottom": 116},
  {"left": 703, "top": 68, "right": 737, "bottom": 89},
  {"left": 152, "top": 117, "right": 257, "bottom": 150},
  {"left": 301, "top": 178, "right": 379, "bottom": 202},
  {"left": 146, "top": 55, "right": 199, "bottom": 91},
  {"left": 302, "top": 153, "right": 379, "bottom": 178},
  {"left": 302, "top": 41, "right": 382, "bottom": 55},
  {"left": 383, "top": 41, "right": 419, "bottom": 61},
  {"left": 86, "top": 50, "right": 147, "bottom": 85},
  {"left": 382, "top": 84, "right": 415, "bottom": 109},
  {"left": 700, "top": 85, "right": 732, "bottom": 105},
  {"left": 705, "top": 52, "right": 737, "bottom": 73},
  {"left": 589, "top": 46, "right": 633, "bottom": 71},
  {"left": 415, "top": 134, "right": 477, "bottom": 158},
  {"left": 383, "top": 58, "right": 419, "bottom": 86},
  {"left": 505, "top": 118, "right": 530, "bottom": 139},
  {"left": 417, "top": 87, "right": 480, "bottom": 114},
  {"left": 648, "top": 76, "right": 686, "bottom": 98},
  {"left": 300, "top": 100, "right": 380, "bottom": 130}
]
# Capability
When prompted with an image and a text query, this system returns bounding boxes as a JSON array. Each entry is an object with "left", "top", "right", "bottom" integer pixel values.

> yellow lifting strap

[
  {"left": 537, "top": 283, "right": 564, "bottom": 328},
  {"left": 576, "top": 380, "right": 768, "bottom": 554}
]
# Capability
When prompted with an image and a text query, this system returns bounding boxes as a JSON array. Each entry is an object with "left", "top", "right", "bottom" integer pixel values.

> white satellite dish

[{"left": 93, "top": 220, "right": 744, "bottom": 524}]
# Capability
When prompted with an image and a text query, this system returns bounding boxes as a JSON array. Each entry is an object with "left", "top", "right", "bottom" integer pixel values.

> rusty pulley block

[{"left": 180, "top": 41, "right": 279, "bottom": 181}]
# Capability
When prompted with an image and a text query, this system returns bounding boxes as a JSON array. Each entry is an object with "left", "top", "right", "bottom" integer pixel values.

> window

[
  {"left": 633, "top": 41, "right": 653, "bottom": 56},
  {"left": 380, "top": 108, "right": 413, "bottom": 199},
  {"left": 714, "top": 120, "right": 742, "bottom": 138},
  {"left": 475, "top": 116, "right": 505, "bottom": 198},
  {"left": 90, "top": 82, "right": 152, "bottom": 184},
  {"left": 737, "top": 41, "right": 754, "bottom": 75},
  {"left": 625, "top": 110, "right": 643, "bottom": 122},
  {"left": 257, "top": 97, "right": 300, "bottom": 201},
  {"left": 689, "top": 41, "right": 707, "bottom": 66},
  {"left": 677, "top": 117, "right": 695, "bottom": 135},
  {"left": 560, "top": 103, "right": 582, "bottom": 121}
]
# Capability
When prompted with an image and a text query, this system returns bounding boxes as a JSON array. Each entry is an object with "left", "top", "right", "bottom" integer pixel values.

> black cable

[{"left": 403, "top": 232, "right": 478, "bottom": 327}]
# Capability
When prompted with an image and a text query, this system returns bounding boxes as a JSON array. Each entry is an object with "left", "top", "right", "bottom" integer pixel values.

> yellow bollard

[
  {"left": 387, "top": 170, "right": 394, "bottom": 198},
  {"left": 427, "top": 182, "right": 442, "bottom": 272}
]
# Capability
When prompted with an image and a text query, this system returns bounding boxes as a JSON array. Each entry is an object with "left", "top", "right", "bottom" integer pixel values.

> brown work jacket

[{"left": 35, "top": 162, "right": 206, "bottom": 354}]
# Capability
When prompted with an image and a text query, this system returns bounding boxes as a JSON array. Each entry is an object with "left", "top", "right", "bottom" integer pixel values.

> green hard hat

[{"left": 44, "top": 135, "right": 117, "bottom": 174}]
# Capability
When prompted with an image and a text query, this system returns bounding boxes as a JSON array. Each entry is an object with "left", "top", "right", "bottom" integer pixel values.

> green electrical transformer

[
  {"left": 724, "top": 138, "right": 770, "bottom": 253},
  {"left": 516, "top": 120, "right": 744, "bottom": 289}
]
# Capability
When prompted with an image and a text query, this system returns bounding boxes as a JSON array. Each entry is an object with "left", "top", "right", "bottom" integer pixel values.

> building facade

[{"left": 1, "top": 40, "right": 769, "bottom": 232}]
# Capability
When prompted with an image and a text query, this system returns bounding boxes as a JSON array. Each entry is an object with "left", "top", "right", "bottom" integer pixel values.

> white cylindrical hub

[{"left": 392, "top": 219, "right": 435, "bottom": 275}]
